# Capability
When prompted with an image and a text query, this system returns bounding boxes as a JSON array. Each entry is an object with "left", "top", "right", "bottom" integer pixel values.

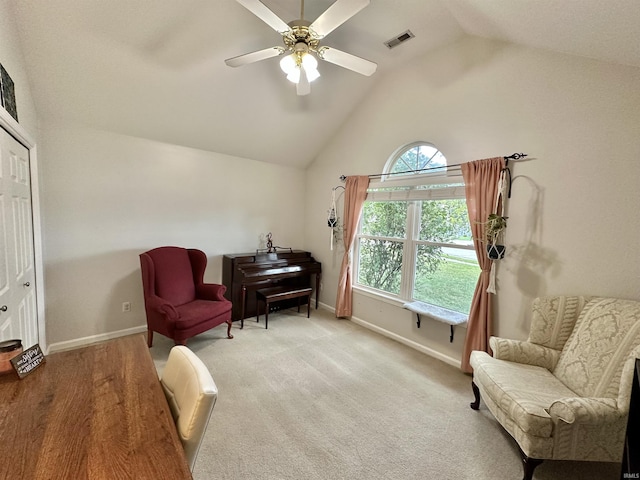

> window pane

[
  {"left": 361, "top": 201, "right": 407, "bottom": 238},
  {"left": 413, "top": 246, "right": 480, "bottom": 314},
  {"left": 357, "top": 238, "right": 403, "bottom": 294},
  {"left": 390, "top": 144, "right": 446, "bottom": 175},
  {"left": 419, "top": 199, "right": 472, "bottom": 244}
]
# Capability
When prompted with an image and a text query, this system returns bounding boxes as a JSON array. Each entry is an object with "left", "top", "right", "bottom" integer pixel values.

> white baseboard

[
  {"left": 318, "top": 301, "right": 461, "bottom": 369},
  {"left": 47, "top": 304, "right": 461, "bottom": 369},
  {"left": 47, "top": 324, "right": 147, "bottom": 354}
]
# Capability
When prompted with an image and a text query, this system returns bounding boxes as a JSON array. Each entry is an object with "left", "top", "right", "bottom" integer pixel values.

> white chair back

[{"left": 161, "top": 346, "right": 217, "bottom": 472}]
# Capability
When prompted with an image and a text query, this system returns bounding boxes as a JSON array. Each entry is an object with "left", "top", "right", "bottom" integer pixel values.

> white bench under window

[{"left": 403, "top": 301, "right": 468, "bottom": 342}]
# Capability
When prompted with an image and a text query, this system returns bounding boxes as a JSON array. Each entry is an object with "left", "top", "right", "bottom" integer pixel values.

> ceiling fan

[{"left": 225, "top": 0, "right": 377, "bottom": 96}]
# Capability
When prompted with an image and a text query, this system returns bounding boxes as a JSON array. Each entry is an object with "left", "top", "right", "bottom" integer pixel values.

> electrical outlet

[{"left": 122, "top": 301, "right": 131, "bottom": 313}]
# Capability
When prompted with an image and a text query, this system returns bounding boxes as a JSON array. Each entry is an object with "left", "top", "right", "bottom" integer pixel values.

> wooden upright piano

[{"left": 222, "top": 250, "right": 322, "bottom": 321}]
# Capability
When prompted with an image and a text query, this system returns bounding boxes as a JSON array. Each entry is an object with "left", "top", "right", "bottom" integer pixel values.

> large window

[{"left": 354, "top": 143, "right": 479, "bottom": 315}]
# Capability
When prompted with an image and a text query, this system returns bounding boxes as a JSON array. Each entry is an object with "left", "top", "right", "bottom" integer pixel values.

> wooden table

[{"left": 0, "top": 335, "right": 192, "bottom": 479}]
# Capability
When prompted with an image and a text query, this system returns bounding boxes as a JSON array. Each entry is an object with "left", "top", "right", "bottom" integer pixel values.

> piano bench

[{"left": 256, "top": 286, "right": 313, "bottom": 329}]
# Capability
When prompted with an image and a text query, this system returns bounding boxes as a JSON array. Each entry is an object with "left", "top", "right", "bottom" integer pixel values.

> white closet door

[{"left": 0, "top": 127, "right": 37, "bottom": 348}]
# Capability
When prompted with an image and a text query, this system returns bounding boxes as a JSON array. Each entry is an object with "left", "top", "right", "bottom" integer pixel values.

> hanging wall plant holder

[
  {"left": 484, "top": 213, "right": 507, "bottom": 260},
  {"left": 487, "top": 244, "right": 506, "bottom": 260},
  {"left": 328, "top": 185, "right": 344, "bottom": 251}
]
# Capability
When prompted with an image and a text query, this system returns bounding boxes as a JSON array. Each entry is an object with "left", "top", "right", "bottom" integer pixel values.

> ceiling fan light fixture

[
  {"left": 280, "top": 51, "right": 320, "bottom": 84},
  {"left": 301, "top": 52, "right": 317, "bottom": 70},
  {"left": 286, "top": 68, "right": 301, "bottom": 83},
  {"left": 305, "top": 66, "right": 320, "bottom": 82},
  {"left": 280, "top": 54, "right": 297, "bottom": 75},
  {"left": 301, "top": 53, "right": 320, "bottom": 82}
]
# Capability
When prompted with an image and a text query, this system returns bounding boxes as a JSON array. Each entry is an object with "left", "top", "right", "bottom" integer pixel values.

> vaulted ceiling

[{"left": 12, "top": 0, "right": 640, "bottom": 168}]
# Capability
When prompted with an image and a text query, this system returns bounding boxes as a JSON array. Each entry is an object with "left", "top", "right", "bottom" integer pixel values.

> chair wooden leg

[
  {"left": 147, "top": 329, "right": 154, "bottom": 347},
  {"left": 226, "top": 320, "right": 234, "bottom": 339},
  {"left": 470, "top": 380, "right": 481, "bottom": 410},
  {"left": 519, "top": 448, "right": 543, "bottom": 480}
]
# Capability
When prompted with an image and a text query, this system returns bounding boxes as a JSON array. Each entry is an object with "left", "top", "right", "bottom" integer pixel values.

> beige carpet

[{"left": 150, "top": 308, "right": 620, "bottom": 480}]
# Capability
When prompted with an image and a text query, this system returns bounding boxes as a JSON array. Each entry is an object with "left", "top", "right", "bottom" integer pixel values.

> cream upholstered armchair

[
  {"left": 161, "top": 346, "right": 218, "bottom": 472},
  {"left": 470, "top": 296, "right": 640, "bottom": 480}
]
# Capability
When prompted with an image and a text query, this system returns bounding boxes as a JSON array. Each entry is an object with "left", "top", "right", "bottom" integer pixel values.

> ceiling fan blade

[
  {"left": 297, "top": 69, "right": 311, "bottom": 96},
  {"left": 309, "top": 0, "right": 369, "bottom": 38},
  {"left": 225, "top": 46, "right": 285, "bottom": 67},
  {"left": 235, "top": 0, "right": 291, "bottom": 34},
  {"left": 318, "top": 47, "right": 377, "bottom": 76}
]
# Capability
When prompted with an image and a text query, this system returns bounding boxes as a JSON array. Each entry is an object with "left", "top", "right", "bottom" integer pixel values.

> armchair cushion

[
  {"left": 471, "top": 351, "right": 576, "bottom": 438},
  {"left": 175, "top": 300, "right": 232, "bottom": 328}
]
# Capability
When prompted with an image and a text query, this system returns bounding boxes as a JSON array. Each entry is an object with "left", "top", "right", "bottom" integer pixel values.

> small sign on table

[{"left": 11, "top": 344, "right": 45, "bottom": 379}]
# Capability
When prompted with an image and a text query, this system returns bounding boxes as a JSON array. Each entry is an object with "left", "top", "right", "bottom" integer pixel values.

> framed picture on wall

[{"left": 0, "top": 63, "right": 18, "bottom": 122}]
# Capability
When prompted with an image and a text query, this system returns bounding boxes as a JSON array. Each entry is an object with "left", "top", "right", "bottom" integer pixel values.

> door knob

[
  {"left": 23, "top": 282, "right": 30, "bottom": 287},
  {"left": 0, "top": 306, "right": 7, "bottom": 312}
]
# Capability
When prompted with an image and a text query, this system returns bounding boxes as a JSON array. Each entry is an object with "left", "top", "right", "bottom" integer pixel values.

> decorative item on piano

[
  {"left": 256, "top": 232, "right": 293, "bottom": 255},
  {"left": 266, "top": 232, "right": 274, "bottom": 253}
]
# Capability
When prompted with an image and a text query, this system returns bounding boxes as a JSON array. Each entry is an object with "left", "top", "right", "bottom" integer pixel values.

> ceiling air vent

[{"left": 384, "top": 30, "right": 415, "bottom": 49}]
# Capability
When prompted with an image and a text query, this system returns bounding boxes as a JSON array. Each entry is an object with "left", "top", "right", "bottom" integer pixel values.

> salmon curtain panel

[
  {"left": 460, "top": 157, "right": 506, "bottom": 373},
  {"left": 335, "top": 175, "right": 370, "bottom": 317}
]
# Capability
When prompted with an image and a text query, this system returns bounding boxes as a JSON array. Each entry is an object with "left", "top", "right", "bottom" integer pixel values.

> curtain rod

[{"left": 339, "top": 153, "right": 528, "bottom": 182}]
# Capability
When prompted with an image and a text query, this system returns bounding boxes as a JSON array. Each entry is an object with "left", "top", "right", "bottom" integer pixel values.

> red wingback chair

[{"left": 140, "top": 247, "right": 233, "bottom": 347}]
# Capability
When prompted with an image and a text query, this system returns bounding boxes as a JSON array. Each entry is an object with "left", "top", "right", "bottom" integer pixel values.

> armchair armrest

[
  {"left": 145, "top": 294, "right": 179, "bottom": 321},
  {"left": 490, "top": 337, "right": 560, "bottom": 370},
  {"left": 547, "top": 397, "right": 624, "bottom": 425},
  {"left": 196, "top": 283, "right": 227, "bottom": 302}
]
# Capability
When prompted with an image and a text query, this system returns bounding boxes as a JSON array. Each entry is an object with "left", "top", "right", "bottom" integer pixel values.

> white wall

[
  {"left": 0, "top": 1, "right": 38, "bottom": 136},
  {"left": 40, "top": 121, "right": 306, "bottom": 348},
  {"left": 305, "top": 36, "right": 640, "bottom": 366}
]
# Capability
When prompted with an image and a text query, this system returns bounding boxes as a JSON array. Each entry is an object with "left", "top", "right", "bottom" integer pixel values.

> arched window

[
  {"left": 385, "top": 142, "right": 447, "bottom": 178},
  {"left": 354, "top": 142, "right": 479, "bottom": 317}
]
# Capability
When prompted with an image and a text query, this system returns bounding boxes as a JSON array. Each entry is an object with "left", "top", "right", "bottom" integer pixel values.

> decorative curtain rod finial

[{"left": 504, "top": 153, "right": 527, "bottom": 161}]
